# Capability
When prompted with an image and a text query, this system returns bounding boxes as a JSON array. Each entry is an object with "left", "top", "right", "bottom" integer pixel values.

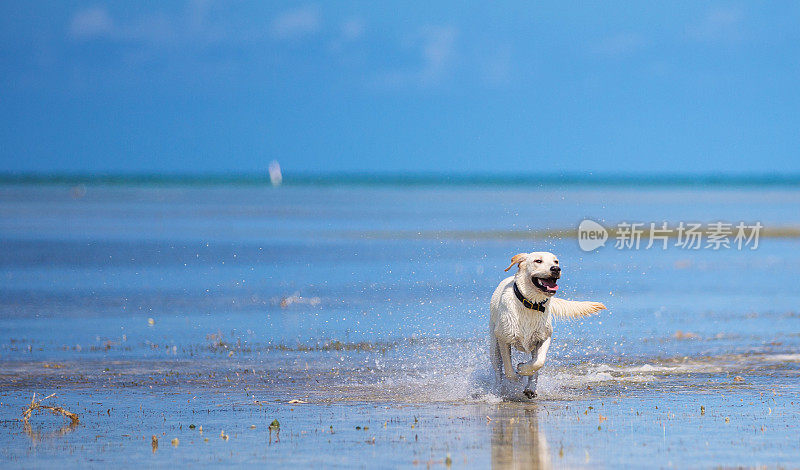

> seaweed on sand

[{"left": 21, "top": 393, "right": 80, "bottom": 426}]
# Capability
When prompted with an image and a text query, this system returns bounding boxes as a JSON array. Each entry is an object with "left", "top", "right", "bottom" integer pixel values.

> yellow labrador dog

[{"left": 490, "top": 252, "right": 606, "bottom": 398}]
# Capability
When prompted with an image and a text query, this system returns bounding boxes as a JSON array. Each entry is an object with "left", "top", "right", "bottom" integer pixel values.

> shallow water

[{"left": 1, "top": 183, "right": 800, "bottom": 467}]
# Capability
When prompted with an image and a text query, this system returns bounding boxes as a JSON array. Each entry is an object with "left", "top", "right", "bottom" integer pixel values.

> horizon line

[{"left": 1, "top": 171, "right": 799, "bottom": 187}]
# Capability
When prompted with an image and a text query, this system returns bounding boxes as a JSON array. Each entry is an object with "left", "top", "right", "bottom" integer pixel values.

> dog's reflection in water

[{"left": 491, "top": 405, "right": 551, "bottom": 470}]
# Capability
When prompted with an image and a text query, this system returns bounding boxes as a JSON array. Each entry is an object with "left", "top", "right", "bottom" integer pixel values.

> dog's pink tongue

[{"left": 540, "top": 279, "right": 558, "bottom": 291}]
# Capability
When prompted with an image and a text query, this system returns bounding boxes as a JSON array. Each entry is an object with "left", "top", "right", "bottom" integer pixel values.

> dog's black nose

[{"left": 550, "top": 265, "right": 561, "bottom": 274}]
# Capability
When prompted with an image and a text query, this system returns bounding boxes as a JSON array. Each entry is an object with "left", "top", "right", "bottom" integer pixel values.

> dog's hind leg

[{"left": 490, "top": 337, "right": 503, "bottom": 388}]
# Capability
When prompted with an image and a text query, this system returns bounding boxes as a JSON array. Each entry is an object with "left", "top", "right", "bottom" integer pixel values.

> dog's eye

[
  {"left": 554, "top": 260, "right": 558, "bottom": 264},
  {"left": 534, "top": 259, "right": 542, "bottom": 263}
]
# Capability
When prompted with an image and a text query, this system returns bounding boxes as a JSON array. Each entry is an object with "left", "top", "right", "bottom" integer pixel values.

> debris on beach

[
  {"left": 70, "top": 185, "right": 87, "bottom": 199},
  {"left": 674, "top": 259, "right": 692, "bottom": 269},
  {"left": 673, "top": 330, "right": 699, "bottom": 340},
  {"left": 147, "top": 318, "right": 155, "bottom": 326},
  {"left": 151, "top": 435, "right": 158, "bottom": 453},
  {"left": 21, "top": 393, "right": 79, "bottom": 427},
  {"left": 278, "top": 294, "right": 321, "bottom": 308},
  {"left": 269, "top": 419, "right": 280, "bottom": 444},
  {"left": 171, "top": 438, "right": 179, "bottom": 447},
  {"left": 288, "top": 399, "right": 307, "bottom": 404},
  {"left": 733, "top": 376, "right": 745, "bottom": 383},
  {"left": 700, "top": 406, "right": 705, "bottom": 415}
]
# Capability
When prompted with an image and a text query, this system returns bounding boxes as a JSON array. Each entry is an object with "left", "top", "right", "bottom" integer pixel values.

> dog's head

[{"left": 504, "top": 251, "right": 561, "bottom": 297}]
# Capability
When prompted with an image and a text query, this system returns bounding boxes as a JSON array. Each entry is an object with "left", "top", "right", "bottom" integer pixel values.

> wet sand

[{"left": 2, "top": 346, "right": 800, "bottom": 468}]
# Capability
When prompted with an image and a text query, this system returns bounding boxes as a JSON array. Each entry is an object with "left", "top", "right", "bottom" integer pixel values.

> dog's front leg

[
  {"left": 517, "top": 337, "right": 551, "bottom": 376},
  {"left": 523, "top": 373, "right": 539, "bottom": 399},
  {"left": 498, "top": 341, "right": 518, "bottom": 382}
]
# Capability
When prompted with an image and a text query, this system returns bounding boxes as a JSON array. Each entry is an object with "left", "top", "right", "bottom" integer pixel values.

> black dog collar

[{"left": 513, "top": 282, "right": 548, "bottom": 312}]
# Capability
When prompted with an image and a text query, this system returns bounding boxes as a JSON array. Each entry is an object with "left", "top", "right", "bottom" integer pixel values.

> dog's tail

[{"left": 549, "top": 298, "right": 606, "bottom": 319}]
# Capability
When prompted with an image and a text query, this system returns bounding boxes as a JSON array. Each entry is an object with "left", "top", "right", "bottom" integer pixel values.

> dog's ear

[{"left": 504, "top": 253, "right": 528, "bottom": 272}]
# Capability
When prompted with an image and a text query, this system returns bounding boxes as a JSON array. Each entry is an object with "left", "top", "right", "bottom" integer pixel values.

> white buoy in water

[{"left": 268, "top": 160, "right": 282, "bottom": 186}]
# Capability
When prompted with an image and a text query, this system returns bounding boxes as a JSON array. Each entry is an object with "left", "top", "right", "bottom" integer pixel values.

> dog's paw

[
  {"left": 517, "top": 362, "right": 543, "bottom": 376},
  {"left": 523, "top": 389, "right": 537, "bottom": 399},
  {"left": 504, "top": 371, "right": 519, "bottom": 382},
  {"left": 517, "top": 363, "right": 533, "bottom": 376}
]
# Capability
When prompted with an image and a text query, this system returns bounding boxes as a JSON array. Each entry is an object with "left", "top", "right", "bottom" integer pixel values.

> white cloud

[
  {"left": 67, "top": 3, "right": 232, "bottom": 47},
  {"left": 373, "top": 25, "right": 458, "bottom": 88},
  {"left": 186, "top": 0, "right": 213, "bottom": 33},
  {"left": 340, "top": 18, "right": 364, "bottom": 42},
  {"left": 591, "top": 32, "right": 646, "bottom": 57},
  {"left": 69, "top": 7, "right": 114, "bottom": 39},
  {"left": 328, "top": 17, "right": 364, "bottom": 53},
  {"left": 481, "top": 45, "right": 513, "bottom": 85},
  {"left": 270, "top": 5, "right": 320, "bottom": 40},
  {"left": 687, "top": 5, "right": 745, "bottom": 42},
  {"left": 420, "top": 26, "right": 457, "bottom": 81}
]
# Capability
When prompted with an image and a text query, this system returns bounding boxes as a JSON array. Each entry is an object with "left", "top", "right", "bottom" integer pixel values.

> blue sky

[{"left": 1, "top": 1, "right": 799, "bottom": 175}]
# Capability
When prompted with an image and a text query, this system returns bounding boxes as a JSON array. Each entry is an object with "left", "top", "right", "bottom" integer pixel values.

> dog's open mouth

[{"left": 532, "top": 276, "right": 559, "bottom": 293}]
